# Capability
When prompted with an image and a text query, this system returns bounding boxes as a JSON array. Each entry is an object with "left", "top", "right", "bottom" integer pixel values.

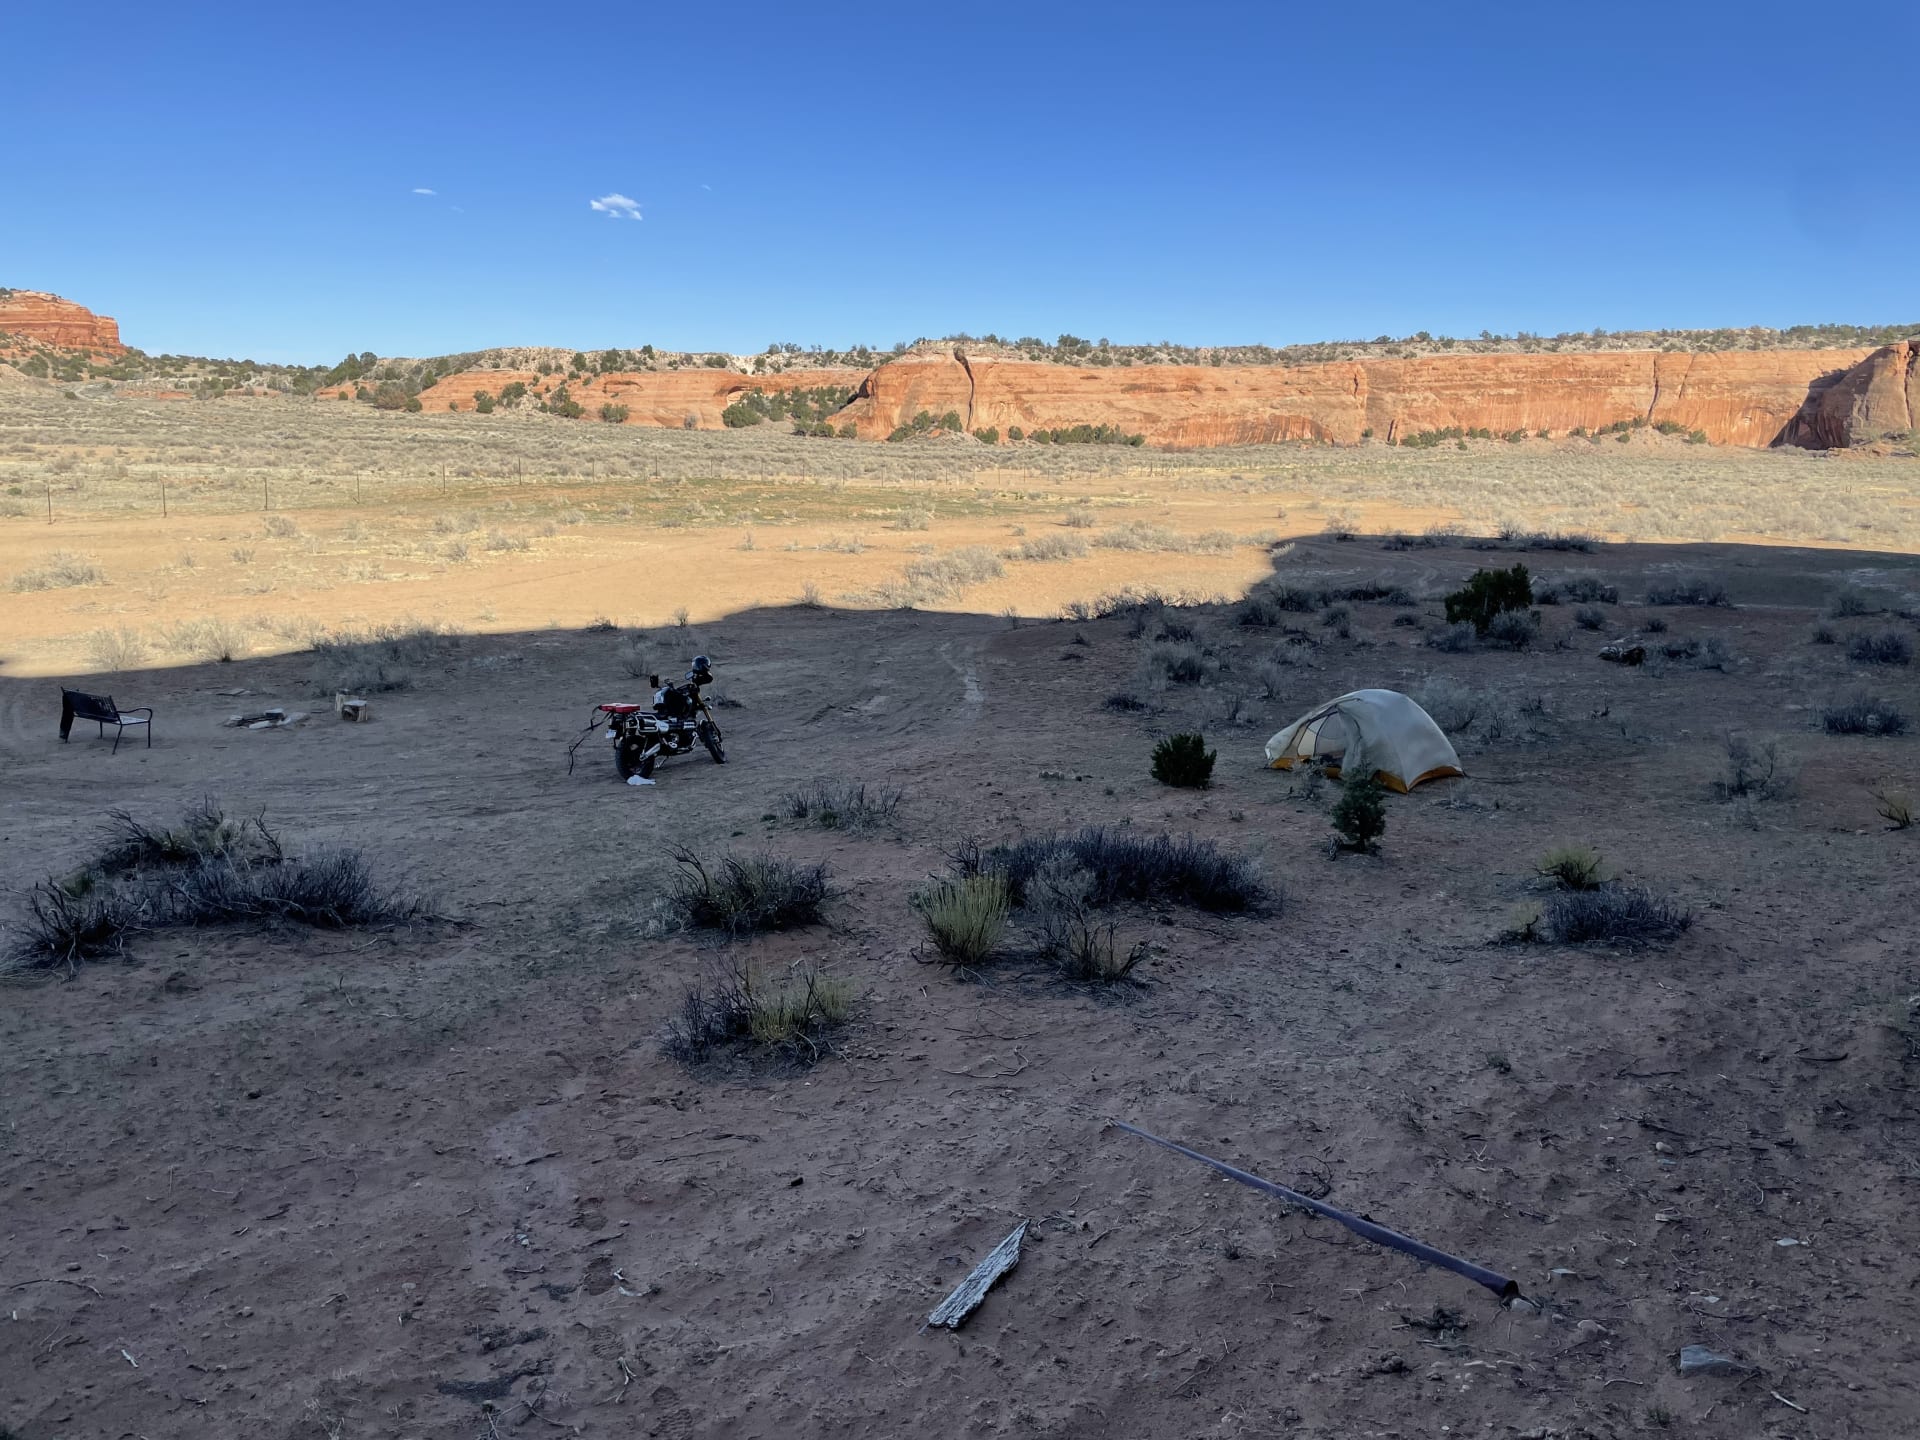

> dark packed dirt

[{"left": 3, "top": 536, "right": 1918, "bottom": 1439}]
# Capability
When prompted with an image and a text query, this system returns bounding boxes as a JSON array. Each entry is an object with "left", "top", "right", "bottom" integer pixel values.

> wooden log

[{"left": 925, "top": 1222, "right": 1026, "bottom": 1330}]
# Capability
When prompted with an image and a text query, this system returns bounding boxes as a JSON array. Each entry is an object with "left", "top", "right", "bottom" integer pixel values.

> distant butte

[{"left": 0, "top": 289, "right": 124, "bottom": 354}]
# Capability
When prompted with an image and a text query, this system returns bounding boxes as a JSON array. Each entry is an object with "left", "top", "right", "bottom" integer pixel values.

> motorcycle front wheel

[{"left": 698, "top": 720, "right": 727, "bottom": 764}]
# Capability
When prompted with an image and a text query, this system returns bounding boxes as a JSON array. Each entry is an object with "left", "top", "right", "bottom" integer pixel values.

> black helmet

[{"left": 692, "top": 655, "right": 710, "bottom": 670}]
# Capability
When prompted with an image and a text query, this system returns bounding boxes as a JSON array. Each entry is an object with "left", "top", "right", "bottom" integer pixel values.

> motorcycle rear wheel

[{"left": 615, "top": 737, "right": 657, "bottom": 780}]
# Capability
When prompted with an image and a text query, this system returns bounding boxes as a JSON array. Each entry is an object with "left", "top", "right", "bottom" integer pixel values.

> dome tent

[{"left": 1264, "top": 688, "right": 1463, "bottom": 793}]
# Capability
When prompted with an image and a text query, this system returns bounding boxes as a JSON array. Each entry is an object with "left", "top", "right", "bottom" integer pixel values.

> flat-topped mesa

[
  {"left": 0, "top": 289, "right": 125, "bottom": 354},
  {"left": 1781, "top": 339, "right": 1920, "bottom": 449},
  {"left": 835, "top": 348, "right": 1878, "bottom": 449}
]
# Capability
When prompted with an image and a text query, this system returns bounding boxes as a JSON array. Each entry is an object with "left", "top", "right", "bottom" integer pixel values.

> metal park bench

[{"left": 59, "top": 688, "right": 153, "bottom": 753}]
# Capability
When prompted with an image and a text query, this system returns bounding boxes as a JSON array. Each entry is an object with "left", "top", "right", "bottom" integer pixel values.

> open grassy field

[{"left": 3, "top": 390, "right": 1917, "bottom": 677}]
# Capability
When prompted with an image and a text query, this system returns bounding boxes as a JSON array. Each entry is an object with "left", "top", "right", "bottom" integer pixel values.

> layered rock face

[
  {"left": 0, "top": 290, "right": 124, "bottom": 353},
  {"left": 1781, "top": 341, "right": 1919, "bottom": 448},
  {"left": 837, "top": 349, "right": 1876, "bottom": 448},
  {"left": 413, "top": 367, "right": 868, "bottom": 428}
]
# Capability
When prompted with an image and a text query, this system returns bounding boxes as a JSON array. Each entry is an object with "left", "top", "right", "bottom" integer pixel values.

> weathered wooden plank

[{"left": 925, "top": 1221, "right": 1027, "bottom": 1330}]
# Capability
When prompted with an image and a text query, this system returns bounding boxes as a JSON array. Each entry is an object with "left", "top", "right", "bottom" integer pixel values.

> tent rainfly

[{"left": 1264, "top": 688, "right": 1463, "bottom": 793}]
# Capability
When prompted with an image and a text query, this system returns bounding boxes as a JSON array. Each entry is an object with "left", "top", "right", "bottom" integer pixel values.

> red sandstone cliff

[
  {"left": 294, "top": 342, "right": 1913, "bottom": 452},
  {"left": 0, "top": 290, "right": 124, "bottom": 354},
  {"left": 1781, "top": 340, "right": 1919, "bottom": 449},
  {"left": 836, "top": 349, "right": 1875, "bottom": 449}
]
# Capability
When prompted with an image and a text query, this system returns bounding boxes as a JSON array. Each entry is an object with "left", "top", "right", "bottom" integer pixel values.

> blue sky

[{"left": 2, "top": 2, "right": 1913, "bottom": 364}]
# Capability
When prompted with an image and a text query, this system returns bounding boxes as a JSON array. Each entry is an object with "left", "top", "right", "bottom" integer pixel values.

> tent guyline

[{"left": 1112, "top": 1120, "right": 1521, "bottom": 1302}]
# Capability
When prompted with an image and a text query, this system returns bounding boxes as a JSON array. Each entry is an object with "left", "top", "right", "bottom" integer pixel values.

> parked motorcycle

[{"left": 578, "top": 655, "right": 727, "bottom": 784}]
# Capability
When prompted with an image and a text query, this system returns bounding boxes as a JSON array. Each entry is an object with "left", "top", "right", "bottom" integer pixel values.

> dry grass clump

[
  {"left": 1094, "top": 522, "right": 1236, "bottom": 554},
  {"left": 1146, "top": 639, "right": 1209, "bottom": 686},
  {"left": 166, "top": 617, "right": 249, "bottom": 663},
  {"left": 1645, "top": 576, "right": 1732, "bottom": 607},
  {"left": 1827, "top": 587, "right": 1880, "bottom": 618},
  {"left": 1484, "top": 609, "right": 1539, "bottom": 649},
  {"left": 1237, "top": 583, "right": 1324, "bottom": 626},
  {"left": 262, "top": 514, "right": 300, "bottom": 538},
  {"left": 663, "top": 960, "right": 852, "bottom": 1066},
  {"left": 1026, "top": 856, "right": 1147, "bottom": 984},
  {"left": 1714, "top": 734, "right": 1791, "bottom": 800},
  {"left": 1412, "top": 677, "right": 1546, "bottom": 745},
  {"left": 167, "top": 847, "right": 420, "bottom": 929},
  {"left": 11, "top": 883, "right": 146, "bottom": 974},
  {"left": 873, "top": 546, "right": 1006, "bottom": 605},
  {"left": 780, "top": 779, "right": 903, "bottom": 832},
  {"left": 1873, "top": 785, "right": 1914, "bottom": 829},
  {"left": 961, "top": 827, "right": 1268, "bottom": 914},
  {"left": 616, "top": 636, "right": 650, "bottom": 677},
  {"left": 97, "top": 799, "right": 281, "bottom": 874},
  {"left": 914, "top": 873, "right": 1011, "bottom": 968},
  {"left": 1061, "top": 505, "right": 1098, "bottom": 528},
  {"left": 308, "top": 620, "right": 449, "bottom": 695},
  {"left": 669, "top": 848, "right": 830, "bottom": 934},
  {"left": 1537, "top": 845, "right": 1608, "bottom": 890},
  {"left": 1541, "top": 886, "right": 1692, "bottom": 947},
  {"left": 1006, "top": 534, "right": 1089, "bottom": 562},
  {"left": 7, "top": 800, "right": 424, "bottom": 976},
  {"left": 1847, "top": 630, "right": 1912, "bottom": 666},
  {"left": 1822, "top": 692, "right": 1907, "bottom": 736},
  {"left": 1536, "top": 574, "right": 1619, "bottom": 604},
  {"left": 85, "top": 627, "right": 149, "bottom": 672},
  {"left": 11, "top": 550, "right": 106, "bottom": 591}
]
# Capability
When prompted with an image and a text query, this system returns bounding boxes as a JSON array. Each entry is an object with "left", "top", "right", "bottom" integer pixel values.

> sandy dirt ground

[{"left": 3, "top": 524, "right": 1919, "bottom": 1439}]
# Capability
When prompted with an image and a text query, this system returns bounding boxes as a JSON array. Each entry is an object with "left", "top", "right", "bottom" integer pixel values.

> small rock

[
  {"left": 1678, "top": 1343, "right": 1752, "bottom": 1376},
  {"left": 1775, "top": 1237, "right": 1806, "bottom": 1247}
]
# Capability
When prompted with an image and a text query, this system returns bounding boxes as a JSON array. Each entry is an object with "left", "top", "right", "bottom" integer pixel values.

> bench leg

[
  {"left": 60, "top": 696, "right": 74, "bottom": 742},
  {"left": 111, "top": 723, "right": 122, "bottom": 756}
]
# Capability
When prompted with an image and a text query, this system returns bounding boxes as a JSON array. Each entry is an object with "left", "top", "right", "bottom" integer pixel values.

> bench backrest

[{"left": 63, "top": 689, "right": 120, "bottom": 723}]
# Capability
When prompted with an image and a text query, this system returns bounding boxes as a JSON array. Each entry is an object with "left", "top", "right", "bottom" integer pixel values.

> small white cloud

[
  {"left": 590, "top": 192, "right": 643, "bottom": 221},
  {"left": 700, "top": 183, "right": 711, "bottom": 191},
  {"left": 412, "top": 187, "right": 437, "bottom": 196}
]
